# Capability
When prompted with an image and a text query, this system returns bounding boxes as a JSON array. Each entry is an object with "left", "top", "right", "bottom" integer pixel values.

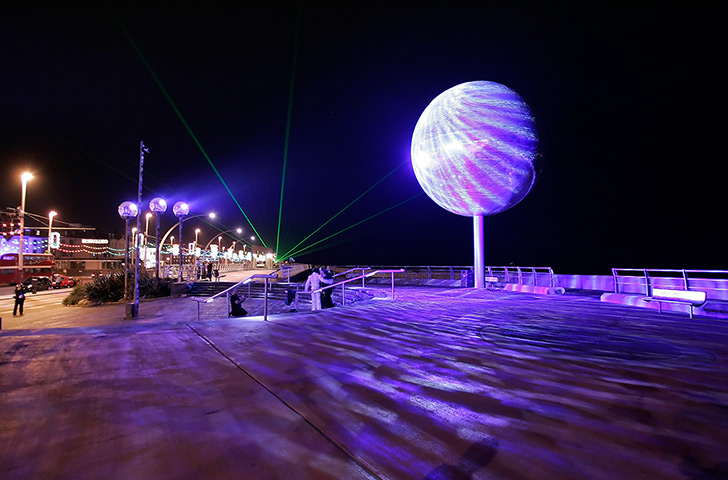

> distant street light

[
  {"left": 172, "top": 201, "right": 190, "bottom": 282},
  {"left": 17, "top": 172, "right": 33, "bottom": 282},
  {"left": 203, "top": 228, "right": 242, "bottom": 253},
  {"left": 47, "top": 210, "right": 57, "bottom": 254},
  {"left": 149, "top": 197, "right": 167, "bottom": 278},
  {"left": 159, "top": 211, "right": 216, "bottom": 253},
  {"left": 194, "top": 228, "right": 201, "bottom": 257},
  {"left": 118, "top": 201, "right": 138, "bottom": 302}
]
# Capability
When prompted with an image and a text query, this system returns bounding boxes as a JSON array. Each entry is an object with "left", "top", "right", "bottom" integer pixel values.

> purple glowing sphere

[{"left": 411, "top": 81, "right": 539, "bottom": 217}]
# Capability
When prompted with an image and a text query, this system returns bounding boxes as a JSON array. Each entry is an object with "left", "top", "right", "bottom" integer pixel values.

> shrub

[
  {"left": 85, "top": 273, "right": 126, "bottom": 305},
  {"left": 139, "top": 275, "right": 172, "bottom": 298},
  {"left": 69, "top": 272, "right": 173, "bottom": 306},
  {"left": 62, "top": 284, "right": 88, "bottom": 306}
]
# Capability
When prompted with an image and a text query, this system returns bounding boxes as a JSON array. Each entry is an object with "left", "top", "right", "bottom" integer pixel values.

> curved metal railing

[
  {"left": 191, "top": 273, "right": 278, "bottom": 321},
  {"left": 296, "top": 268, "right": 404, "bottom": 310}
]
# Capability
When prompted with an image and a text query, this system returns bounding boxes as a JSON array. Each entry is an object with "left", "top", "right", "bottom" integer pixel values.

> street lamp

[
  {"left": 203, "top": 228, "right": 242, "bottom": 252},
  {"left": 172, "top": 201, "right": 190, "bottom": 282},
  {"left": 149, "top": 197, "right": 167, "bottom": 278},
  {"left": 17, "top": 172, "right": 33, "bottom": 282},
  {"left": 144, "top": 212, "right": 152, "bottom": 249},
  {"left": 118, "top": 201, "right": 138, "bottom": 303},
  {"left": 47, "top": 210, "right": 57, "bottom": 254},
  {"left": 194, "top": 228, "right": 201, "bottom": 256},
  {"left": 159, "top": 211, "right": 216, "bottom": 253}
]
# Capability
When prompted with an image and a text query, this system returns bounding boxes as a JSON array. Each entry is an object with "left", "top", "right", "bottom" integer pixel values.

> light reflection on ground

[{"left": 1, "top": 285, "right": 727, "bottom": 479}]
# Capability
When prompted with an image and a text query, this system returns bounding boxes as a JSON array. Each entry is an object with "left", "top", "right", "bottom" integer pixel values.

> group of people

[
  {"left": 196, "top": 262, "right": 220, "bottom": 282},
  {"left": 304, "top": 266, "right": 335, "bottom": 311}
]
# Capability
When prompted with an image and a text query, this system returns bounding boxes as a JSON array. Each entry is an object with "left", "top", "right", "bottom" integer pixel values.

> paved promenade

[{"left": 1, "top": 278, "right": 727, "bottom": 479}]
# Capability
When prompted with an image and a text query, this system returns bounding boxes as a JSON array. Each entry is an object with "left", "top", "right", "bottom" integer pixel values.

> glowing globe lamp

[
  {"left": 411, "top": 81, "right": 539, "bottom": 287},
  {"left": 411, "top": 81, "right": 538, "bottom": 216}
]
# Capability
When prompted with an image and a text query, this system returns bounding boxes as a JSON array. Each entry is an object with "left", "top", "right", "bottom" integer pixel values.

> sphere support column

[{"left": 473, "top": 214, "right": 485, "bottom": 289}]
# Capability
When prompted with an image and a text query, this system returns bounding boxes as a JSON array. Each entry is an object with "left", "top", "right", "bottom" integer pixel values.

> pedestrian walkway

[{"left": 1, "top": 285, "right": 727, "bottom": 479}]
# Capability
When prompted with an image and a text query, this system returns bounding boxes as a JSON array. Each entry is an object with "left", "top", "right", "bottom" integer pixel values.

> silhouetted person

[
  {"left": 13, "top": 283, "right": 26, "bottom": 316},
  {"left": 320, "top": 267, "right": 335, "bottom": 308},
  {"left": 230, "top": 290, "right": 247, "bottom": 317}
]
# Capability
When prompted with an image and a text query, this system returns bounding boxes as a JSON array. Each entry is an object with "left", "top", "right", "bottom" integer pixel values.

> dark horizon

[{"left": 2, "top": 4, "right": 725, "bottom": 276}]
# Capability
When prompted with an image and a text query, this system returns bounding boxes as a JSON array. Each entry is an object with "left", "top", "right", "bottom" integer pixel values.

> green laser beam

[
  {"left": 276, "top": 9, "right": 301, "bottom": 255},
  {"left": 106, "top": 3, "right": 268, "bottom": 248},
  {"left": 278, "top": 161, "right": 408, "bottom": 260},
  {"left": 284, "top": 192, "right": 423, "bottom": 259}
]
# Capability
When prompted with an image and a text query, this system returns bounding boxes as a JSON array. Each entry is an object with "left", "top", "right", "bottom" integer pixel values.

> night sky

[{"left": 1, "top": 4, "right": 725, "bottom": 274}]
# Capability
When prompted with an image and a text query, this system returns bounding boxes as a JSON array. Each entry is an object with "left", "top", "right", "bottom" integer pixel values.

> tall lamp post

[
  {"left": 172, "top": 201, "right": 189, "bottom": 282},
  {"left": 149, "top": 197, "right": 167, "bottom": 278},
  {"left": 169, "top": 236, "right": 174, "bottom": 271},
  {"left": 47, "top": 210, "right": 57, "bottom": 254},
  {"left": 118, "top": 201, "right": 138, "bottom": 302},
  {"left": 143, "top": 212, "right": 152, "bottom": 264},
  {"left": 18, "top": 172, "right": 33, "bottom": 281}
]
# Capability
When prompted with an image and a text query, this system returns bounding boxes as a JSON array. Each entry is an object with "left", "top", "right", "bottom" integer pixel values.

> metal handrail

[
  {"left": 333, "top": 266, "right": 371, "bottom": 288},
  {"left": 486, "top": 266, "right": 555, "bottom": 287},
  {"left": 191, "top": 273, "right": 278, "bottom": 321},
  {"left": 296, "top": 269, "right": 404, "bottom": 310},
  {"left": 612, "top": 268, "right": 728, "bottom": 297}
]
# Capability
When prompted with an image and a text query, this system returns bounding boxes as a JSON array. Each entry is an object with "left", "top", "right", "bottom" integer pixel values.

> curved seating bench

[{"left": 644, "top": 288, "right": 707, "bottom": 318}]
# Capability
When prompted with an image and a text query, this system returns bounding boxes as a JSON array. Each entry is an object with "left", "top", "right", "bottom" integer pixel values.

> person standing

[
  {"left": 13, "top": 283, "right": 26, "bottom": 316},
  {"left": 304, "top": 267, "right": 322, "bottom": 311},
  {"left": 320, "top": 267, "right": 335, "bottom": 308}
]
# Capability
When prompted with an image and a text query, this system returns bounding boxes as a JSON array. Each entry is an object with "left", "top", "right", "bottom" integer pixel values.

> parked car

[
  {"left": 21, "top": 276, "right": 52, "bottom": 292},
  {"left": 51, "top": 275, "right": 77, "bottom": 289}
]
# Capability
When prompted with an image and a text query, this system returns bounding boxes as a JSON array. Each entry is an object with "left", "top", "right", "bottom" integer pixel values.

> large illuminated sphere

[{"left": 411, "top": 81, "right": 539, "bottom": 217}]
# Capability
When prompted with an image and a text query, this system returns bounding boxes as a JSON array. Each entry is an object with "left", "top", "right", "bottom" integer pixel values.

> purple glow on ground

[{"left": 411, "top": 81, "right": 539, "bottom": 216}]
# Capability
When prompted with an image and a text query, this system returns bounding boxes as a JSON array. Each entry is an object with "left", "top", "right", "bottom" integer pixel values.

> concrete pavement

[{"left": 1, "top": 282, "right": 727, "bottom": 479}]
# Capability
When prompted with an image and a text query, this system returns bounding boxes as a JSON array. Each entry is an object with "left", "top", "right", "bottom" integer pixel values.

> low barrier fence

[{"left": 612, "top": 268, "right": 728, "bottom": 301}]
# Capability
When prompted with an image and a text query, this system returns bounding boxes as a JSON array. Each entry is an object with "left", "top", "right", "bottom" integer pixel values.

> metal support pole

[
  {"left": 264, "top": 278, "right": 269, "bottom": 321},
  {"left": 391, "top": 272, "right": 395, "bottom": 299},
  {"left": 178, "top": 221, "right": 184, "bottom": 282},
  {"left": 124, "top": 218, "right": 130, "bottom": 299},
  {"left": 473, "top": 214, "right": 485, "bottom": 288},
  {"left": 155, "top": 214, "right": 161, "bottom": 278}
]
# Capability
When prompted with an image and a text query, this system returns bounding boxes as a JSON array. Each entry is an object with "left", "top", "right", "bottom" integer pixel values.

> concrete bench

[{"left": 644, "top": 288, "right": 707, "bottom": 318}]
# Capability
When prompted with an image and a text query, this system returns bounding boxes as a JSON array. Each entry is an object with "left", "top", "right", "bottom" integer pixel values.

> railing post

[
  {"left": 361, "top": 268, "right": 365, "bottom": 288},
  {"left": 644, "top": 268, "right": 650, "bottom": 296},
  {"left": 532, "top": 266, "right": 537, "bottom": 286},
  {"left": 391, "top": 271, "right": 395, "bottom": 299},
  {"left": 682, "top": 269, "right": 689, "bottom": 291},
  {"left": 341, "top": 283, "right": 346, "bottom": 306},
  {"left": 264, "top": 277, "right": 268, "bottom": 321}
]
